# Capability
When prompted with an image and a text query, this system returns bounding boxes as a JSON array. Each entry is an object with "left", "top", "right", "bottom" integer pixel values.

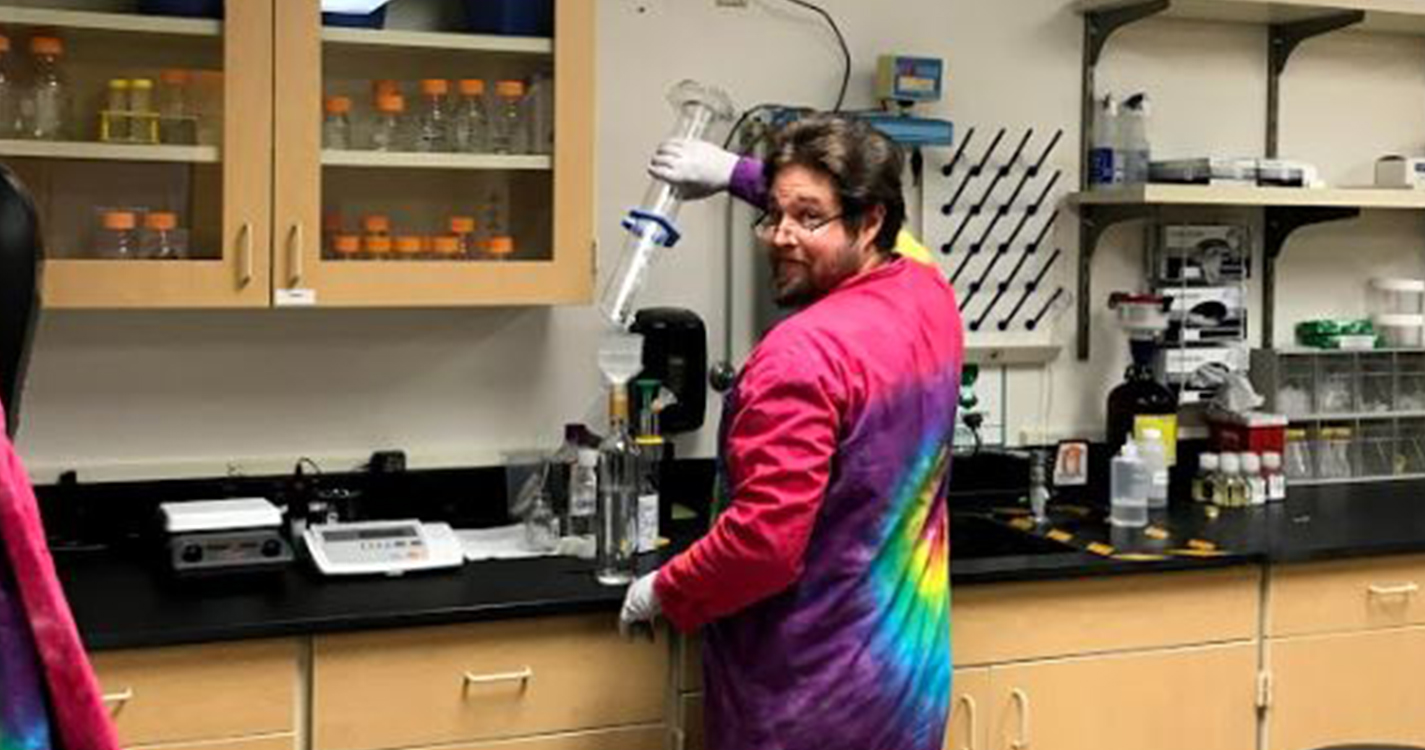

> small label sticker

[{"left": 275, "top": 288, "right": 317, "bottom": 307}]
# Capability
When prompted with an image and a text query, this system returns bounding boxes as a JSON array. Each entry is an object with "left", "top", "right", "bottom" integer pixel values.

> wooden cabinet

[
  {"left": 89, "top": 638, "right": 299, "bottom": 748},
  {"left": 1, "top": 0, "right": 594, "bottom": 309},
  {"left": 945, "top": 667, "right": 990, "bottom": 750},
  {"left": 312, "top": 613, "right": 668, "bottom": 750},
  {"left": 1267, "top": 554, "right": 1425, "bottom": 637},
  {"left": 409, "top": 726, "right": 667, "bottom": 750},
  {"left": 983, "top": 644, "right": 1257, "bottom": 750}
]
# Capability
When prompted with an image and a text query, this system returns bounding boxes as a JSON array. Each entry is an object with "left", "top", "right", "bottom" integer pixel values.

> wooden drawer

[
  {"left": 132, "top": 736, "right": 295, "bottom": 750},
  {"left": 91, "top": 639, "right": 298, "bottom": 747},
  {"left": 1269, "top": 554, "right": 1425, "bottom": 637},
  {"left": 313, "top": 614, "right": 670, "bottom": 750},
  {"left": 952, "top": 567, "right": 1260, "bottom": 665}
]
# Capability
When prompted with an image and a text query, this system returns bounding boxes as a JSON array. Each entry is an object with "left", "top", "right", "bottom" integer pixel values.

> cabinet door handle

[
  {"left": 236, "top": 222, "right": 253, "bottom": 289},
  {"left": 958, "top": 693, "right": 978, "bottom": 750},
  {"left": 101, "top": 687, "right": 134, "bottom": 712},
  {"left": 287, "top": 222, "right": 304, "bottom": 287},
  {"left": 462, "top": 667, "right": 533, "bottom": 689},
  {"left": 1369, "top": 582, "right": 1419, "bottom": 597},
  {"left": 1010, "top": 688, "right": 1030, "bottom": 750}
]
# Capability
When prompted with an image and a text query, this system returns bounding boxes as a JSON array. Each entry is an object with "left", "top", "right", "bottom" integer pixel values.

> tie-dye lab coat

[{"left": 656, "top": 257, "right": 963, "bottom": 750}]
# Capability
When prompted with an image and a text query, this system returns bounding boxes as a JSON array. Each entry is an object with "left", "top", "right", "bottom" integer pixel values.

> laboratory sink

[{"left": 949, "top": 514, "right": 1080, "bottom": 559}]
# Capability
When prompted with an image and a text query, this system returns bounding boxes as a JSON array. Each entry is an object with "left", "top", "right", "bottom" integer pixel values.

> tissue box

[{"left": 1208, "top": 411, "right": 1288, "bottom": 456}]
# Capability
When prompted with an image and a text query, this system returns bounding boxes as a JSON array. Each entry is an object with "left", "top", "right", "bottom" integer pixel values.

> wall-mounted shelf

[
  {"left": 1075, "top": 0, "right": 1425, "bottom": 35},
  {"left": 965, "top": 345, "right": 1063, "bottom": 367},
  {"left": 321, "top": 27, "right": 552, "bottom": 55},
  {"left": 0, "top": 139, "right": 220, "bottom": 163},
  {"left": 1070, "top": 185, "right": 1425, "bottom": 209},
  {"left": 321, "top": 151, "right": 551, "bottom": 170},
  {"left": 0, "top": 6, "right": 220, "bottom": 37}
]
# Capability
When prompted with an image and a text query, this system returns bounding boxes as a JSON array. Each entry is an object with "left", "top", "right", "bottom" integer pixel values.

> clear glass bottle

[
  {"left": 633, "top": 379, "right": 663, "bottom": 554},
  {"left": 140, "top": 211, "right": 187, "bottom": 259},
  {"left": 568, "top": 448, "right": 599, "bottom": 553},
  {"left": 322, "top": 95, "right": 353, "bottom": 150},
  {"left": 129, "top": 78, "right": 157, "bottom": 144},
  {"left": 596, "top": 383, "right": 639, "bottom": 585},
  {"left": 1262, "top": 451, "right": 1287, "bottom": 502},
  {"left": 370, "top": 94, "right": 407, "bottom": 151},
  {"left": 101, "top": 78, "right": 130, "bottom": 143},
  {"left": 1192, "top": 453, "right": 1219, "bottom": 504},
  {"left": 95, "top": 210, "right": 139, "bottom": 259},
  {"left": 481, "top": 185, "right": 512, "bottom": 260},
  {"left": 449, "top": 215, "right": 478, "bottom": 258},
  {"left": 523, "top": 487, "right": 560, "bottom": 552},
  {"left": 361, "top": 214, "right": 392, "bottom": 258},
  {"left": 526, "top": 72, "right": 554, "bottom": 155},
  {"left": 28, "top": 35, "right": 68, "bottom": 141},
  {"left": 1241, "top": 452, "right": 1266, "bottom": 506},
  {"left": 0, "top": 34, "right": 17, "bottom": 139},
  {"left": 158, "top": 69, "right": 197, "bottom": 145},
  {"left": 490, "top": 79, "right": 527, "bottom": 154},
  {"left": 452, "top": 78, "right": 489, "bottom": 153},
  {"left": 1218, "top": 452, "right": 1248, "bottom": 508},
  {"left": 414, "top": 78, "right": 452, "bottom": 152}
]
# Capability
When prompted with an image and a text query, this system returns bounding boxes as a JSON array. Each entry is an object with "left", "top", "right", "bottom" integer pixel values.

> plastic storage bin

[
  {"left": 465, "top": 0, "right": 553, "bottom": 35},
  {"left": 138, "top": 0, "right": 223, "bottom": 18},
  {"left": 1375, "top": 314, "right": 1425, "bottom": 348},
  {"left": 322, "top": 8, "right": 387, "bottom": 28},
  {"left": 1370, "top": 278, "right": 1425, "bottom": 317}
]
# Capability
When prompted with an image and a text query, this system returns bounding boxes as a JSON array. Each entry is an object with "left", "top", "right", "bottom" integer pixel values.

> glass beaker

[{"left": 599, "top": 80, "right": 734, "bottom": 329}]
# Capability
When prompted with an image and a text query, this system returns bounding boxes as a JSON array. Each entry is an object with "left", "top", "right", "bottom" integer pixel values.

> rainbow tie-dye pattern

[{"left": 0, "top": 553, "right": 54, "bottom": 750}]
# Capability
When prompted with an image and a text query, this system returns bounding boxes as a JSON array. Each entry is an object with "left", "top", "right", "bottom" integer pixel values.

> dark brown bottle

[{"left": 1106, "top": 341, "right": 1177, "bottom": 452}]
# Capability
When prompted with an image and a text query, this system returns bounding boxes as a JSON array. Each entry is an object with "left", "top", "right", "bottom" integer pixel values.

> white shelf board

[
  {"left": 321, "top": 27, "right": 551, "bottom": 54},
  {"left": 322, "top": 150, "right": 551, "bottom": 170},
  {"left": 1069, "top": 184, "right": 1425, "bottom": 209},
  {"left": 0, "top": 6, "right": 220, "bottom": 37},
  {"left": 0, "top": 139, "right": 219, "bottom": 163},
  {"left": 1075, "top": 0, "right": 1425, "bottom": 35},
  {"left": 1287, "top": 410, "right": 1425, "bottom": 422}
]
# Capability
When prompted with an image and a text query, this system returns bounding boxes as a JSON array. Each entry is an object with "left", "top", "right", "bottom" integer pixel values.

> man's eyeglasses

[{"left": 751, "top": 211, "right": 844, "bottom": 241}]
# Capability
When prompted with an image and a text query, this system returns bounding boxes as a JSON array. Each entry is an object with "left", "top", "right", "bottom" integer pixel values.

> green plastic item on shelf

[{"left": 1295, "top": 319, "right": 1378, "bottom": 349}]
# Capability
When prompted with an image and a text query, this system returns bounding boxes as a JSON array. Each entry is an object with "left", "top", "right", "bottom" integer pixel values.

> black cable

[{"left": 770, "top": 0, "right": 851, "bottom": 112}]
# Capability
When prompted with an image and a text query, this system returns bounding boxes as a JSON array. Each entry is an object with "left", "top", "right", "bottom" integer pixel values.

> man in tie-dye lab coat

[{"left": 621, "top": 115, "right": 963, "bottom": 750}]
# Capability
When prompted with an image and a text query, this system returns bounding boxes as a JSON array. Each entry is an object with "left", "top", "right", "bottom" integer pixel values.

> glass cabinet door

[
  {"left": 273, "top": 0, "right": 593, "bottom": 308},
  {"left": 0, "top": 0, "right": 272, "bottom": 308}
]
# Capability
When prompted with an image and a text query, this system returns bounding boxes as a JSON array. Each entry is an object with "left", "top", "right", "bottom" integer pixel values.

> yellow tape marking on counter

[
  {"left": 1009, "top": 517, "right": 1035, "bottom": 531},
  {"left": 1086, "top": 542, "right": 1115, "bottom": 556},
  {"left": 1047, "top": 530, "right": 1074, "bottom": 543},
  {"left": 1144, "top": 526, "right": 1169, "bottom": 540},
  {"left": 1187, "top": 538, "right": 1217, "bottom": 551},
  {"left": 1113, "top": 552, "right": 1169, "bottom": 562}
]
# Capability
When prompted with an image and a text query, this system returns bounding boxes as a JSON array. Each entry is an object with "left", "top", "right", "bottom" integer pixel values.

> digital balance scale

[{"left": 303, "top": 519, "right": 463, "bottom": 576}]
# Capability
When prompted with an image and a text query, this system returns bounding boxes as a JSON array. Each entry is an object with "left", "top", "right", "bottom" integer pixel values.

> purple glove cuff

[{"left": 728, "top": 156, "right": 768, "bottom": 208}]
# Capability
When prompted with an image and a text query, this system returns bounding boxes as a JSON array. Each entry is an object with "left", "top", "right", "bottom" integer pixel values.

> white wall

[{"left": 15, "top": 0, "right": 1425, "bottom": 481}]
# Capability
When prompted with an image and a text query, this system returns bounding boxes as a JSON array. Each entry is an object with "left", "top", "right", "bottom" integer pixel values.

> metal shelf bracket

[
  {"left": 1075, "top": 203, "right": 1158, "bottom": 360},
  {"left": 1261, "top": 205, "right": 1360, "bottom": 349},
  {"left": 1266, "top": 11, "right": 1364, "bottom": 157}
]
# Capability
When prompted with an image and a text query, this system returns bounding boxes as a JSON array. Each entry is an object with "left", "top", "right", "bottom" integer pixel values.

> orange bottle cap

[
  {"left": 486, "top": 236, "right": 515, "bottom": 257},
  {"left": 160, "top": 69, "right": 190, "bottom": 85},
  {"left": 449, "top": 216, "right": 476, "bottom": 233},
  {"left": 362, "top": 214, "right": 390, "bottom": 233},
  {"left": 325, "top": 96, "right": 352, "bottom": 115},
  {"left": 376, "top": 94, "right": 405, "bottom": 114},
  {"left": 333, "top": 234, "right": 361, "bottom": 255},
  {"left": 495, "top": 80, "right": 525, "bottom": 98},
  {"left": 394, "top": 235, "right": 424, "bottom": 254},
  {"left": 30, "top": 36, "right": 62, "bottom": 56},
  {"left": 0, "top": 35, "right": 11, "bottom": 54},
  {"left": 420, "top": 79, "right": 449, "bottom": 96},
  {"left": 108, "top": 79, "right": 130, "bottom": 90},
  {"left": 102, "top": 211, "right": 137, "bottom": 231},
  {"left": 431, "top": 235, "right": 461, "bottom": 255},
  {"left": 364, "top": 236, "right": 392, "bottom": 254},
  {"left": 372, "top": 79, "right": 400, "bottom": 98},
  {"left": 458, "top": 79, "right": 486, "bottom": 96},
  {"left": 144, "top": 211, "right": 177, "bottom": 231}
]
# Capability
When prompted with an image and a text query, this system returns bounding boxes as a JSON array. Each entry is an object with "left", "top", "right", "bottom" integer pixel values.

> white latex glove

[
  {"left": 618, "top": 571, "right": 662, "bottom": 640},
  {"left": 647, "top": 137, "right": 741, "bottom": 200}
]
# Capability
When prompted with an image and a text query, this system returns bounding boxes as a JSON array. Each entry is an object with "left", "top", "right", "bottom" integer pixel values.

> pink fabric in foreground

[{"left": 0, "top": 403, "right": 120, "bottom": 750}]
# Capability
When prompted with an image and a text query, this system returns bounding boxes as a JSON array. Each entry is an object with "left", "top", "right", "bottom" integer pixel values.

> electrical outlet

[{"left": 716, "top": 0, "right": 748, "bottom": 7}]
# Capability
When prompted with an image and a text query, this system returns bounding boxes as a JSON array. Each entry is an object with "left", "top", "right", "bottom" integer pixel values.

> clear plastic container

[
  {"left": 158, "top": 69, "right": 198, "bottom": 145},
  {"left": 1276, "top": 354, "right": 1314, "bottom": 418},
  {"left": 1398, "top": 418, "right": 1425, "bottom": 475},
  {"left": 1370, "top": 278, "right": 1425, "bottom": 317},
  {"left": 1374, "top": 314, "right": 1425, "bottom": 348},
  {"left": 414, "top": 78, "right": 452, "bottom": 152},
  {"left": 322, "top": 95, "right": 352, "bottom": 150},
  {"left": 0, "top": 34, "right": 17, "bottom": 138},
  {"left": 129, "top": 78, "right": 157, "bottom": 144},
  {"left": 1359, "top": 420, "right": 1396, "bottom": 478},
  {"left": 370, "top": 94, "right": 407, "bottom": 151},
  {"left": 95, "top": 210, "right": 139, "bottom": 258},
  {"left": 1110, "top": 443, "right": 1149, "bottom": 528},
  {"left": 28, "top": 35, "right": 67, "bottom": 140},
  {"left": 140, "top": 211, "right": 187, "bottom": 259},
  {"left": 1360, "top": 353, "right": 1395, "bottom": 413},
  {"left": 452, "top": 79, "right": 489, "bottom": 153},
  {"left": 490, "top": 79, "right": 527, "bottom": 154},
  {"left": 1399, "top": 353, "right": 1425, "bottom": 410},
  {"left": 1283, "top": 428, "right": 1313, "bottom": 481},
  {"left": 1317, "top": 358, "right": 1355, "bottom": 414},
  {"left": 102, "top": 78, "right": 131, "bottom": 143}
]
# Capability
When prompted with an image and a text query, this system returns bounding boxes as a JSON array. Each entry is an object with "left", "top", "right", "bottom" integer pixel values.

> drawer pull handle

[
  {"left": 958, "top": 693, "right": 978, "bottom": 750},
  {"left": 1369, "top": 583, "right": 1420, "bottom": 597},
  {"left": 1010, "top": 688, "right": 1030, "bottom": 750},
  {"left": 287, "top": 222, "right": 305, "bottom": 287},
  {"left": 236, "top": 222, "right": 253, "bottom": 289},
  {"left": 101, "top": 688, "right": 134, "bottom": 711},
  {"left": 463, "top": 667, "right": 533, "bottom": 689}
]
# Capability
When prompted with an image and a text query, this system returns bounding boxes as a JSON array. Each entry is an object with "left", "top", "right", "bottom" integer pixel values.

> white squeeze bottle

[{"left": 1110, "top": 442, "right": 1149, "bottom": 528}]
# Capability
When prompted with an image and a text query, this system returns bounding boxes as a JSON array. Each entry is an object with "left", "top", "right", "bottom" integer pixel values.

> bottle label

[
  {"left": 1133, "top": 415, "right": 1179, "bottom": 466},
  {"left": 1089, "top": 147, "right": 1116, "bottom": 186},
  {"left": 636, "top": 493, "right": 659, "bottom": 553}
]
